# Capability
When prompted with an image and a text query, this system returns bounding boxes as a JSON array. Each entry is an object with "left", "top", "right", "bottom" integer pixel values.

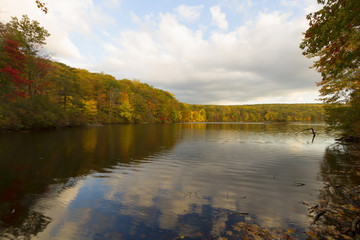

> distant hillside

[
  {"left": 184, "top": 103, "right": 325, "bottom": 122},
  {"left": 1, "top": 60, "right": 325, "bottom": 131}
]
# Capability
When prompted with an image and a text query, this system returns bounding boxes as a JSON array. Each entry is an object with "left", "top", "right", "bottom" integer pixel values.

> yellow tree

[{"left": 119, "top": 92, "right": 134, "bottom": 122}]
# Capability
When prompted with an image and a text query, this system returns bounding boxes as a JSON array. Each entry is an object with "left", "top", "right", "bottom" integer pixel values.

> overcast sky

[{"left": 0, "top": 0, "right": 322, "bottom": 105}]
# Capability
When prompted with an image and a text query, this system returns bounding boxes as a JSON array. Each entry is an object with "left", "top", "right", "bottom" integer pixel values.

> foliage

[
  {"left": 300, "top": 0, "right": 360, "bottom": 137},
  {"left": 35, "top": 0, "right": 48, "bottom": 14},
  {"left": 184, "top": 104, "right": 325, "bottom": 123},
  {"left": 325, "top": 104, "right": 360, "bottom": 137},
  {"left": 226, "top": 222, "right": 298, "bottom": 239},
  {"left": 0, "top": 15, "right": 51, "bottom": 101},
  {"left": 6, "top": 15, "right": 50, "bottom": 49},
  {"left": 118, "top": 92, "right": 134, "bottom": 123},
  {"left": 0, "top": 32, "right": 27, "bottom": 99}
]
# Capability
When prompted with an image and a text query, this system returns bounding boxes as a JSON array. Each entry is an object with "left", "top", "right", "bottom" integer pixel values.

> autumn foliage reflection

[{"left": 0, "top": 124, "right": 181, "bottom": 239}]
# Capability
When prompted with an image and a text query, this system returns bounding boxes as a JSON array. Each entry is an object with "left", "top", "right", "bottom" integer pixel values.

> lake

[{"left": 0, "top": 123, "right": 348, "bottom": 239}]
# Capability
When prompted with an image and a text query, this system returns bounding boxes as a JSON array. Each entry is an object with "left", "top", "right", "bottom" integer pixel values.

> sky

[{"left": 0, "top": 0, "right": 322, "bottom": 105}]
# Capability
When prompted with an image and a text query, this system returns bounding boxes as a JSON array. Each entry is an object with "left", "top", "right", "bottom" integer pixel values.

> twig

[
  {"left": 195, "top": 190, "right": 200, "bottom": 199},
  {"left": 312, "top": 210, "right": 326, "bottom": 225},
  {"left": 183, "top": 192, "right": 192, "bottom": 198},
  {"left": 226, "top": 212, "right": 248, "bottom": 215},
  {"left": 293, "top": 182, "right": 306, "bottom": 186},
  {"left": 352, "top": 217, "right": 360, "bottom": 235}
]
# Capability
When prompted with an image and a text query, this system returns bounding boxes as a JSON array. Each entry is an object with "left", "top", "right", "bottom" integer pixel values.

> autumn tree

[
  {"left": 119, "top": 92, "right": 134, "bottom": 122},
  {"left": 0, "top": 26, "right": 27, "bottom": 99},
  {"left": 300, "top": 0, "right": 360, "bottom": 137},
  {"left": 5, "top": 15, "right": 50, "bottom": 97}
]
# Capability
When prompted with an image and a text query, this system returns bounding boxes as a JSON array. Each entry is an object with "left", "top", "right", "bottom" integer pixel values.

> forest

[{"left": 0, "top": 15, "right": 325, "bottom": 131}]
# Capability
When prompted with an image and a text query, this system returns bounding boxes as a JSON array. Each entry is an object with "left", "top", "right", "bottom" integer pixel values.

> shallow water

[{"left": 0, "top": 123, "right": 336, "bottom": 239}]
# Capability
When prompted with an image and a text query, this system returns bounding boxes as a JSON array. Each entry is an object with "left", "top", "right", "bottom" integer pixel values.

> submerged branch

[
  {"left": 312, "top": 210, "right": 326, "bottom": 225},
  {"left": 296, "top": 128, "right": 317, "bottom": 143},
  {"left": 225, "top": 212, "right": 249, "bottom": 216}
]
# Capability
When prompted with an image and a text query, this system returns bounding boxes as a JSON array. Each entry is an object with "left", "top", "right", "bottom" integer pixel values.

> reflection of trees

[
  {"left": 0, "top": 124, "right": 181, "bottom": 239},
  {"left": 306, "top": 144, "right": 360, "bottom": 239},
  {"left": 181, "top": 122, "right": 321, "bottom": 134},
  {"left": 0, "top": 211, "right": 51, "bottom": 240}
]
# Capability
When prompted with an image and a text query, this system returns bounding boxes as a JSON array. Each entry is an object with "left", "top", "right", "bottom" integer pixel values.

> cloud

[
  {"left": 225, "top": 0, "right": 253, "bottom": 13},
  {"left": 210, "top": 5, "right": 229, "bottom": 30},
  {"left": 47, "top": 34, "right": 83, "bottom": 61},
  {"left": 103, "top": 0, "right": 122, "bottom": 9},
  {"left": 175, "top": 5, "right": 204, "bottom": 22},
  {"left": 98, "top": 8, "right": 319, "bottom": 104}
]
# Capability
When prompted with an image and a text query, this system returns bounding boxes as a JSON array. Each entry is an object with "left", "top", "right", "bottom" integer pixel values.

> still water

[{"left": 0, "top": 123, "right": 338, "bottom": 239}]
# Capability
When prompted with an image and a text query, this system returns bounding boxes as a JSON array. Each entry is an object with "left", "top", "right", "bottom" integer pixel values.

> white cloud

[
  {"left": 210, "top": 5, "right": 229, "bottom": 30},
  {"left": 103, "top": 0, "right": 122, "bottom": 9},
  {"left": 229, "top": 0, "right": 253, "bottom": 13},
  {"left": 303, "top": 1, "right": 322, "bottom": 15},
  {"left": 175, "top": 5, "right": 204, "bottom": 22},
  {"left": 98, "top": 8, "right": 319, "bottom": 104},
  {"left": 130, "top": 11, "right": 141, "bottom": 24},
  {"left": 47, "top": 0, "right": 113, "bottom": 35},
  {"left": 47, "top": 34, "right": 83, "bottom": 61}
]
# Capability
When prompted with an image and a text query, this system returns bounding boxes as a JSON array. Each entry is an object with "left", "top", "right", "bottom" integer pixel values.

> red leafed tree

[
  {"left": 0, "top": 34, "right": 28, "bottom": 100},
  {"left": 33, "top": 57, "right": 51, "bottom": 95},
  {"left": 4, "top": 15, "right": 50, "bottom": 98}
]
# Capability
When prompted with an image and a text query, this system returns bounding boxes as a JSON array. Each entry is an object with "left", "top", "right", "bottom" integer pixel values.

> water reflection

[
  {"left": 306, "top": 143, "right": 360, "bottom": 239},
  {"left": 0, "top": 123, "right": 336, "bottom": 239},
  {"left": 0, "top": 124, "right": 181, "bottom": 239}
]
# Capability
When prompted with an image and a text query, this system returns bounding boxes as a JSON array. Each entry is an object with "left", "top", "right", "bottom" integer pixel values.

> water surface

[{"left": 0, "top": 123, "right": 336, "bottom": 239}]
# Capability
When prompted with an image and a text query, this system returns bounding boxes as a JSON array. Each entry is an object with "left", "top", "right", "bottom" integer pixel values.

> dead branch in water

[
  {"left": 227, "top": 212, "right": 248, "bottom": 215},
  {"left": 312, "top": 210, "right": 326, "bottom": 225},
  {"left": 296, "top": 128, "right": 316, "bottom": 143},
  {"left": 293, "top": 182, "right": 306, "bottom": 186}
]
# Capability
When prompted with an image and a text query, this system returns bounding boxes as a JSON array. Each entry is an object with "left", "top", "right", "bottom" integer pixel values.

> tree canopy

[
  {"left": 300, "top": 0, "right": 360, "bottom": 137},
  {"left": 0, "top": 15, "right": 50, "bottom": 100}
]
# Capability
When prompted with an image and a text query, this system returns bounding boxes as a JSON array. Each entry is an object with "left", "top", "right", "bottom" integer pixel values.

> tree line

[
  {"left": 181, "top": 104, "right": 324, "bottom": 122},
  {"left": 0, "top": 15, "right": 325, "bottom": 131}
]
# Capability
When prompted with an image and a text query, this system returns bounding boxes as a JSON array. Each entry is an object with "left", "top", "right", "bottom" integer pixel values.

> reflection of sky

[{"left": 33, "top": 123, "right": 334, "bottom": 239}]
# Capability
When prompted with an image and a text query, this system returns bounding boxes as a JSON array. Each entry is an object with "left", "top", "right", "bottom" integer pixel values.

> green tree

[
  {"left": 46, "top": 62, "right": 80, "bottom": 110},
  {"left": 300, "top": 0, "right": 360, "bottom": 137}
]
